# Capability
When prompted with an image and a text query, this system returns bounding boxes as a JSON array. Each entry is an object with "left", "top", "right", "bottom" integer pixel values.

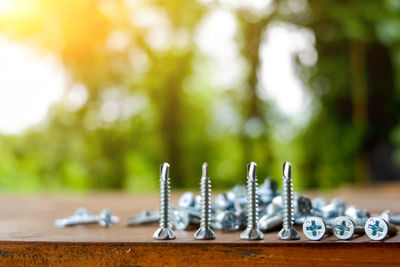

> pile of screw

[
  {"left": 129, "top": 161, "right": 399, "bottom": 241},
  {"left": 54, "top": 161, "right": 399, "bottom": 241}
]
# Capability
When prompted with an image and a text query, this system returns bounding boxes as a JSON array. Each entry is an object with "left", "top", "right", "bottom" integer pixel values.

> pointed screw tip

[
  {"left": 202, "top": 162, "right": 208, "bottom": 177},
  {"left": 283, "top": 161, "right": 291, "bottom": 178},
  {"left": 161, "top": 163, "right": 170, "bottom": 180}
]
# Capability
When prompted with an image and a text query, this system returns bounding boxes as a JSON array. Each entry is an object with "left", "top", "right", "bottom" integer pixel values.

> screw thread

[
  {"left": 200, "top": 175, "right": 211, "bottom": 229},
  {"left": 282, "top": 163, "right": 294, "bottom": 230},
  {"left": 159, "top": 164, "right": 171, "bottom": 228},
  {"left": 246, "top": 163, "right": 259, "bottom": 229}
]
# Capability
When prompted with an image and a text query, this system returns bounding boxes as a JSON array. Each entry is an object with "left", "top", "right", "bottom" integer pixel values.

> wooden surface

[{"left": 0, "top": 185, "right": 399, "bottom": 266}]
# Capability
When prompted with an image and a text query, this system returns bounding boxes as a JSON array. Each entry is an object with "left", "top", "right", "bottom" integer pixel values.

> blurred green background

[{"left": 0, "top": 0, "right": 399, "bottom": 192}]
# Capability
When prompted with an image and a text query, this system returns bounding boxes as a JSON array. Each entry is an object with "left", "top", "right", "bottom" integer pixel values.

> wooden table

[{"left": 0, "top": 185, "right": 399, "bottom": 266}]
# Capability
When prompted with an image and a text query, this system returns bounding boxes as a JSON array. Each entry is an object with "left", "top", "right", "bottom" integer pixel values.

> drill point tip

[
  {"left": 283, "top": 161, "right": 291, "bottom": 178},
  {"left": 247, "top": 162, "right": 257, "bottom": 180},
  {"left": 202, "top": 162, "right": 208, "bottom": 177},
  {"left": 160, "top": 163, "right": 170, "bottom": 180}
]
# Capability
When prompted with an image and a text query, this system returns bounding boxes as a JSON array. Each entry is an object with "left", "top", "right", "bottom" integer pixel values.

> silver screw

[
  {"left": 365, "top": 217, "right": 397, "bottom": 241},
  {"left": 153, "top": 163, "right": 176, "bottom": 240},
  {"left": 173, "top": 208, "right": 200, "bottom": 230},
  {"left": 178, "top": 192, "right": 195, "bottom": 208},
  {"left": 213, "top": 211, "right": 240, "bottom": 232},
  {"left": 194, "top": 163, "right": 216, "bottom": 240},
  {"left": 381, "top": 210, "right": 400, "bottom": 225},
  {"left": 332, "top": 216, "right": 364, "bottom": 240},
  {"left": 278, "top": 161, "right": 300, "bottom": 240},
  {"left": 303, "top": 216, "right": 332, "bottom": 241},
  {"left": 240, "top": 162, "right": 263, "bottom": 240},
  {"left": 54, "top": 208, "right": 119, "bottom": 228},
  {"left": 126, "top": 210, "right": 159, "bottom": 226},
  {"left": 259, "top": 213, "right": 282, "bottom": 232}
]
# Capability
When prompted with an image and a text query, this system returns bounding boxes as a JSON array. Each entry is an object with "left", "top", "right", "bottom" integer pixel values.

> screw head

[
  {"left": 194, "top": 227, "right": 216, "bottom": 240},
  {"left": 99, "top": 209, "right": 120, "bottom": 227},
  {"left": 332, "top": 216, "right": 355, "bottom": 240},
  {"left": 297, "top": 196, "right": 312, "bottom": 215},
  {"left": 278, "top": 227, "right": 300, "bottom": 240},
  {"left": 172, "top": 209, "right": 191, "bottom": 230},
  {"left": 240, "top": 227, "right": 264, "bottom": 240},
  {"left": 303, "top": 217, "right": 327, "bottom": 241},
  {"left": 178, "top": 192, "right": 195, "bottom": 208},
  {"left": 153, "top": 227, "right": 176, "bottom": 240},
  {"left": 221, "top": 211, "right": 240, "bottom": 231},
  {"left": 365, "top": 217, "right": 388, "bottom": 241}
]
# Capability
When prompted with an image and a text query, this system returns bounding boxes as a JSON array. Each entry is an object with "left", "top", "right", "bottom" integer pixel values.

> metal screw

[
  {"left": 365, "top": 217, "right": 397, "bottom": 241},
  {"left": 312, "top": 197, "right": 326, "bottom": 211},
  {"left": 153, "top": 163, "right": 176, "bottom": 240},
  {"left": 381, "top": 210, "right": 400, "bottom": 225},
  {"left": 259, "top": 213, "right": 282, "bottom": 232},
  {"left": 172, "top": 208, "right": 200, "bottom": 230},
  {"left": 126, "top": 210, "right": 160, "bottom": 226},
  {"left": 194, "top": 163, "right": 216, "bottom": 240},
  {"left": 303, "top": 216, "right": 332, "bottom": 241},
  {"left": 54, "top": 208, "right": 119, "bottom": 228},
  {"left": 332, "top": 216, "right": 364, "bottom": 240},
  {"left": 278, "top": 161, "right": 300, "bottom": 240},
  {"left": 240, "top": 162, "right": 264, "bottom": 240},
  {"left": 178, "top": 192, "right": 195, "bottom": 208},
  {"left": 213, "top": 211, "right": 240, "bottom": 232}
]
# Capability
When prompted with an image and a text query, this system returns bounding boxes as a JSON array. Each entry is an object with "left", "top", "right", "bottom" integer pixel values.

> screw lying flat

[
  {"left": 381, "top": 210, "right": 400, "bottom": 225},
  {"left": 54, "top": 208, "right": 119, "bottom": 228},
  {"left": 278, "top": 162, "right": 300, "bottom": 240},
  {"left": 259, "top": 213, "right": 283, "bottom": 232},
  {"left": 153, "top": 163, "right": 176, "bottom": 240},
  {"left": 194, "top": 163, "right": 216, "bottom": 240},
  {"left": 303, "top": 216, "right": 332, "bottom": 241},
  {"left": 365, "top": 217, "right": 397, "bottom": 241},
  {"left": 126, "top": 210, "right": 159, "bottom": 226},
  {"left": 332, "top": 216, "right": 364, "bottom": 240},
  {"left": 240, "top": 162, "right": 264, "bottom": 240}
]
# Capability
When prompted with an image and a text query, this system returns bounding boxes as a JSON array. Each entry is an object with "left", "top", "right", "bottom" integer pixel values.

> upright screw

[
  {"left": 332, "top": 216, "right": 364, "bottom": 240},
  {"left": 303, "top": 216, "right": 332, "bottom": 241},
  {"left": 153, "top": 163, "right": 176, "bottom": 240},
  {"left": 194, "top": 163, "right": 216, "bottom": 240},
  {"left": 240, "top": 162, "right": 264, "bottom": 240},
  {"left": 278, "top": 161, "right": 300, "bottom": 240},
  {"left": 365, "top": 217, "right": 397, "bottom": 241}
]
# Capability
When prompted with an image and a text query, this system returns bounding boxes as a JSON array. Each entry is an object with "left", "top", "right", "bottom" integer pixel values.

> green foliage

[{"left": 0, "top": 0, "right": 399, "bottom": 192}]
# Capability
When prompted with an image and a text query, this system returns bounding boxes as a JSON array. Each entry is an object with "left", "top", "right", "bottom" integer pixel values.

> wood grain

[{"left": 0, "top": 186, "right": 398, "bottom": 266}]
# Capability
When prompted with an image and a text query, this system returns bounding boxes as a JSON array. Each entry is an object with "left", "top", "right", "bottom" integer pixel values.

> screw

[
  {"left": 172, "top": 208, "right": 200, "bottom": 230},
  {"left": 54, "top": 208, "right": 119, "bottom": 228},
  {"left": 381, "top": 210, "right": 400, "bottom": 225},
  {"left": 259, "top": 213, "right": 283, "bottom": 232},
  {"left": 213, "top": 211, "right": 240, "bottom": 232},
  {"left": 365, "top": 217, "right": 397, "bottom": 241},
  {"left": 303, "top": 216, "right": 332, "bottom": 241},
  {"left": 214, "top": 193, "right": 234, "bottom": 211},
  {"left": 153, "top": 163, "right": 176, "bottom": 240},
  {"left": 278, "top": 161, "right": 300, "bottom": 240},
  {"left": 126, "top": 210, "right": 160, "bottom": 226},
  {"left": 320, "top": 198, "right": 346, "bottom": 219},
  {"left": 194, "top": 163, "right": 216, "bottom": 240},
  {"left": 332, "top": 216, "right": 364, "bottom": 240},
  {"left": 312, "top": 197, "right": 326, "bottom": 211},
  {"left": 240, "top": 162, "right": 264, "bottom": 240},
  {"left": 178, "top": 192, "right": 195, "bottom": 208}
]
